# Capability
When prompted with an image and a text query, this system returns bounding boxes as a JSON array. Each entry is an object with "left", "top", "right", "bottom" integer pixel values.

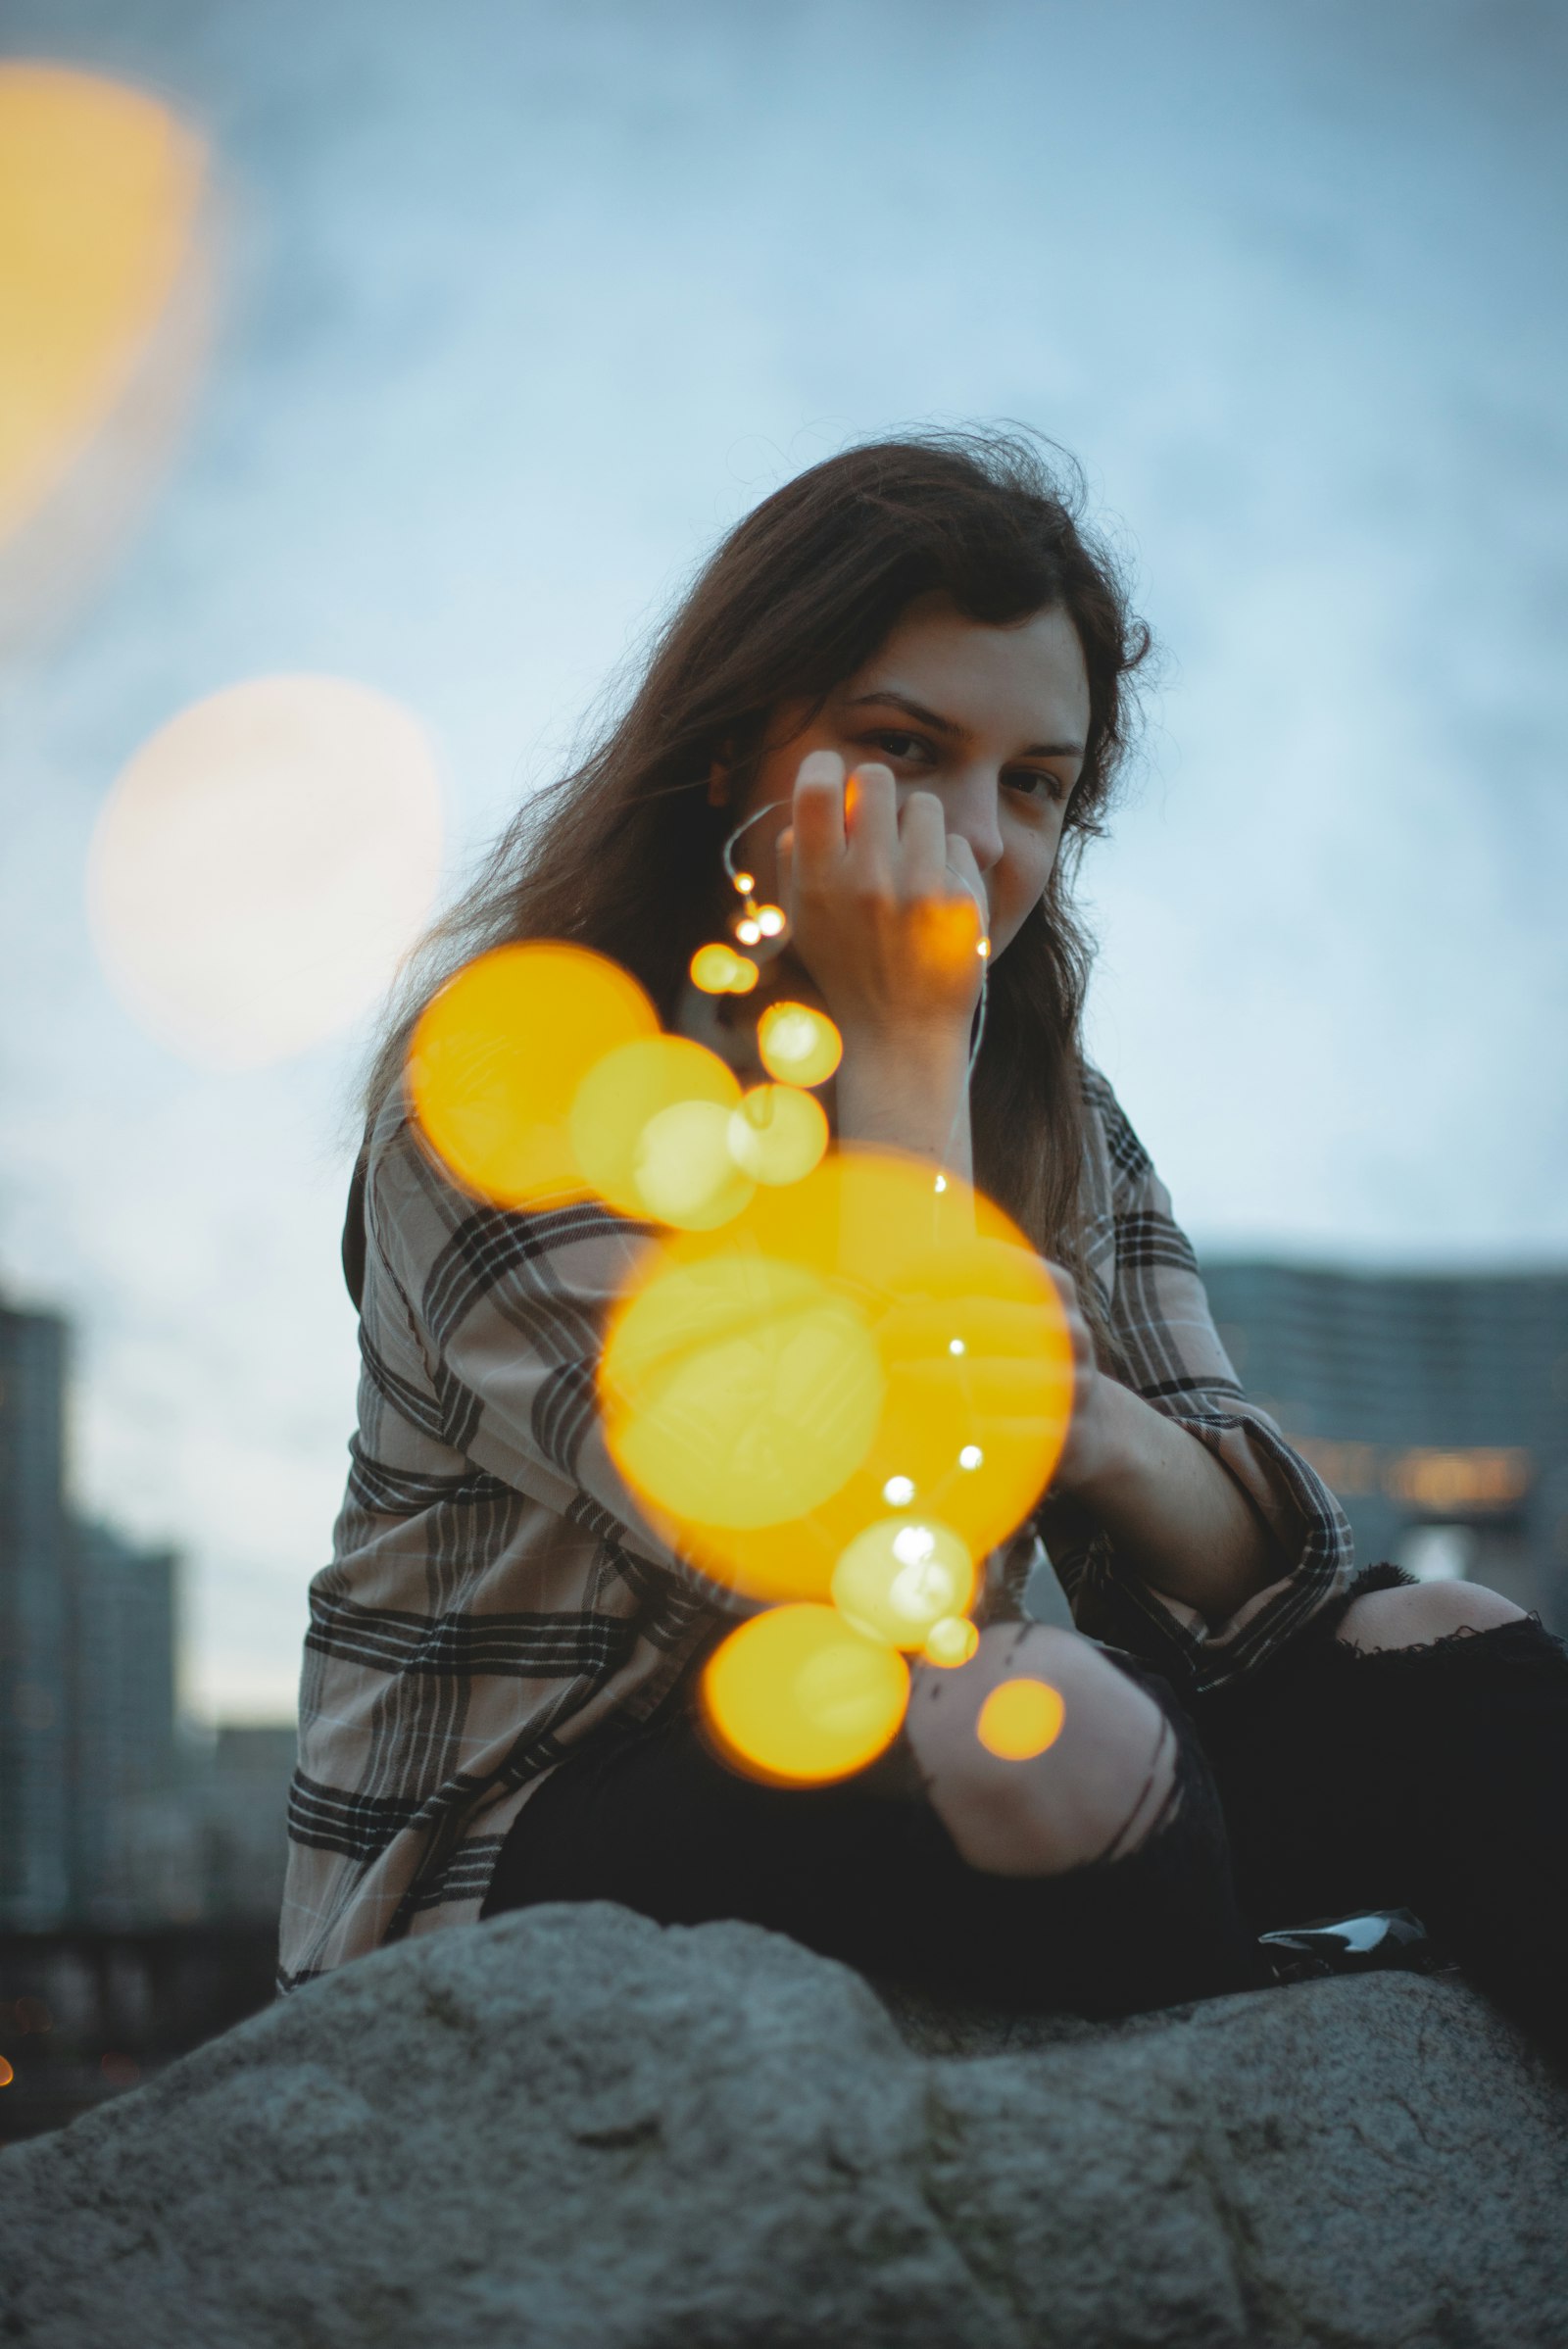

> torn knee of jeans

[
  {"left": 1089, "top": 1712, "right": 1184, "bottom": 1868},
  {"left": 1329, "top": 1613, "right": 1567, "bottom": 1678}
]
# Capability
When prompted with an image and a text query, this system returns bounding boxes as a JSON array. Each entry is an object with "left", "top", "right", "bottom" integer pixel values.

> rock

[{"left": 2, "top": 1902, "right": 1566, "bottom": 2347}]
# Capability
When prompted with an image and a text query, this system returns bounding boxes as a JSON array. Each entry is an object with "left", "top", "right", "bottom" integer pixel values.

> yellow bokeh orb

[
  {"left": 758, "top": 1001, "right": 843, "bottom": 1088},
  {"left": 869, "top": 1230, "right": 1076, "bottom": 1561},
  {"left": 570, "top": 1036, "right": 746, "bottom": 1225},
  {"left": 702, "top": 1604, "right": 909, "bottom": 1785},
  {"left": 0, "top": 65, "right": 207, "bottom": 547},
  {"left": 830, "top": 1516, "right": 975, "bottom": 1648},
  {"left": 408, "top": 942, "right": 658, "bottom": 1208},
  {"left": 976, "top": 1677, "right": 1066, "bottom": 1760},
  {"left": 922, "top": 1617, "right": 980, "bottom": 1668},
  {"left": 602, "top": 1253, "right": 884, "bottom": 1536},
  {"left": 690, "top": 943, "right": 758, "bottom": 995},
  {"left": 632, "top": 1099, "right": 755, "bottom": 1230},
  {"left": 726, "top": 1085, "right": 829, "bottom": 1188},
  {"left": 599, "top": 1149, "right": 1077, "bottom": 1604}
]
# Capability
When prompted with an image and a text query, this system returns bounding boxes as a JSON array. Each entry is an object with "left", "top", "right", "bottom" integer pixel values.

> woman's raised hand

[{"left": 775, "top": 750, "right": 989, "bottom": 1048}]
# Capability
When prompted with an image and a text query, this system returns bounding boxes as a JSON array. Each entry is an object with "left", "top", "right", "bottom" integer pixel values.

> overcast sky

[{"left": 2, "top": 0, "right": 1564, "bottom": 1719}]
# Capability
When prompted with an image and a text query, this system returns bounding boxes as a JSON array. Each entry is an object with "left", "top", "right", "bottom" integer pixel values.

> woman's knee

[
  {"left": 906, "top": 1622, "right": 1176, "bottom": 1879},
  {"left": 1336, "top": 1579, "right": 1526, "bottom": 1654}
]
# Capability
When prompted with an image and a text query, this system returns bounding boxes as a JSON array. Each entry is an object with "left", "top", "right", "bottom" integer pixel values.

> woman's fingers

[
  {"left": 791, "top": 752, "right": 986, "bottom": 923},
  {"left": 897, "top": 789, "right": 949, "bottom": 888},
  {"left": 842, "top": 760, "right": 899, "bottom": 875},
  {"left": 780, "top": 748, "right": 989, "bottom": 1031},
  {"left": 792, "top": 749, "right": 848, "bottom": 876},
  {"left": 943, "top": 830, "right": 989, "bottom": 945}
]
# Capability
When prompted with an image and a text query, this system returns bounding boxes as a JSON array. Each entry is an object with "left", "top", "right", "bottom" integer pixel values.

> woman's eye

[
  {"left": 1006, "top": 770, "right": 1064, "bottom": 803},
  {"left": 871, "top": 730, "right": 932, "bottom": 762}
]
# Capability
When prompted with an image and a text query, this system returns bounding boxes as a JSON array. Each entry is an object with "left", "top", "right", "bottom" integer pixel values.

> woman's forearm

[
  {"left": 834, "top": 1023, "right": 974, "bottom": 1183},
  {"left": 1060, "top": 1376, "right": 1284, "bottom": 1623}
]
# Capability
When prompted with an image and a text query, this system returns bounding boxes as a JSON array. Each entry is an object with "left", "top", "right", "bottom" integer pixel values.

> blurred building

[
  {"left": 88, "top": 1723, "right": 296, "bottom": 1931},
  {"left": 1201, "top": 1262, "right": 1568, "bottom": 1631},
  {"left": 0, "top": 1303, "right": 73, "bottom": 1927},
  {"left": 0, "top": 1290, "right": 295, "bottom": 1930},
  {"left": 70, "top": 1522, "right": 181, "bottom": 1925},
  {"left": 198, "top": 1726, "right": 297, "bottom": 1923}
]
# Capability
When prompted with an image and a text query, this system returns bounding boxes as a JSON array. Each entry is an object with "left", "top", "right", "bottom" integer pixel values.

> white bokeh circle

[{"left": 87, "top": 673, "right": 443, "bottom": 1068}]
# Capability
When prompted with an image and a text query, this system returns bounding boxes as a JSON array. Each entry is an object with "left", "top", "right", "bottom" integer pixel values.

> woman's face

[{"left": 728, "top": 593, "right": 1092, "bottom": 967}]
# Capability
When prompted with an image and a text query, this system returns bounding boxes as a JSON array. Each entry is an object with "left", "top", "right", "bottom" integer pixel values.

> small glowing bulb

[
  {"left": 933, "top": 1174, "right": 948, "bottom": 1194},
  {"left": 756, "top": 905, "right": 787, "bottom": 938},
  {"left": 733, "top": 870, "right": 756, "bottom": 895},
  {"left": 735, "top": 917, "right": 762, "bottom": 947},
  {"left": 957, "top": 1444, "right": 983, "bottom": 1471},
  {"left": 882, "top": 1475, "right": 915, "bottom": 1506},
  {"left": 892, "top": 1524, "right": 937, "bottom": 1567},
  {"left": 728, "top": 955, "right": 760, "bottom": 994},
  {"left": 977, "top": 938, "right": 991, "bottom": 958},
  {"left": 948, "top": 1338, "right": 966, "bottom": 1357},
  {"left": 923, "top": 1617, "right": 979, "bottom": 1668}
]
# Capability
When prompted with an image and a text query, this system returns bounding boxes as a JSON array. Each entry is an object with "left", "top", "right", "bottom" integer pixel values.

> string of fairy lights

[
  {"left": 692, "top": 792, "right": 994, "bottom": 1196},
  {"left": 401, "top": 834, "right": 1073, "bottom": 1784}
]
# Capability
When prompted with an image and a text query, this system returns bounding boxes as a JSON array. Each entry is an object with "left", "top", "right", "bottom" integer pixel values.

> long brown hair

[{"left": 366, "top": 428, "right": 1152, "bottom": 1303}]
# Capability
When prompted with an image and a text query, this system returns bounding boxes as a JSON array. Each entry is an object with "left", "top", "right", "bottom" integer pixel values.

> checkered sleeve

[
  {"left": 277, "top": 1097, "right": 759, "bottom": 1993},
  {"left": 368, "top": 1104, "right": 754, "bottom": 1628},
  {"left": 1045, "top": 1070, "right": 1355, "bottom": 1693}
]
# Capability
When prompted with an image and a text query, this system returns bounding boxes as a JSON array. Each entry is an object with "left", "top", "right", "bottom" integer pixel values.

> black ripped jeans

[{"left": 484, "top": 1568, "right": 1568, "bottom": 2061}]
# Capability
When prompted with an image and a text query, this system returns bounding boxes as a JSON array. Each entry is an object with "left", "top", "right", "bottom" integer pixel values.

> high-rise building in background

[
  {"left": 1201, "top": 1262, "right": 1568, "bottom": 1632},
  {"left": 201, "top": 1726, "right": 299, "bottom": 1921},
  {"left": 69, "top": 1522, "right": 181, "bottom": 1925},
  {"left": 1, "top": 1292, "right": 294, "bottom": 1931},
  {"left": 0, "top": 1304, "right": 73, "bottom": 1927}
]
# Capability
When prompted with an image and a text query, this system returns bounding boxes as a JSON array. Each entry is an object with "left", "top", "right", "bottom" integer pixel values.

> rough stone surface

[{"left": 3, "top": 1902, "right": 1566, "bottom": 2347}]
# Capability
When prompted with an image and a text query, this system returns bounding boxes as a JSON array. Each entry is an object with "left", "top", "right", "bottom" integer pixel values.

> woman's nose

[{"left": 932, "top": 770, "right": 1005, "bottom": 874}]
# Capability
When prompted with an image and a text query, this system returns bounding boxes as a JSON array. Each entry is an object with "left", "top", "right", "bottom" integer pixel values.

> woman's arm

[
  {"left": 834, "top": 1022, "right": 974, "bottom": 1183},
  {"left": 1044, "top": 1282, "right": 1283, "bottom": 1622},
  {"left": 835, "top": 1052, "right": 1277, "bottom": 1623}
]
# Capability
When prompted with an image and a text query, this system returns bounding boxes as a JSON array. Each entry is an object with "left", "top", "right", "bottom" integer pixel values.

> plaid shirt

[{"left": 279, "top": 1052, "right": 1353, "bottom": 1990}]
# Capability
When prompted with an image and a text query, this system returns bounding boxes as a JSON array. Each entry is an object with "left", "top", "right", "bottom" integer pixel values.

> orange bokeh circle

[
  {"left": 976, "top": 1677, "right": 1066, "bottom": 1760},
  {"left": 601, "top": 1149, "right": 1074, "bottom": 1602},
  {"left": 701, "top": 1603, "right": 909, "bottom": 1785},
  {"left": 408, "top": 942, "right": 658, "bottom": 1208}
]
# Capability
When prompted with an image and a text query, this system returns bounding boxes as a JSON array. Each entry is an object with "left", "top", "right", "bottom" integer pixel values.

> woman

[{"left": 282, "top": 433, "right": 1567, "bottom": 2056}]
